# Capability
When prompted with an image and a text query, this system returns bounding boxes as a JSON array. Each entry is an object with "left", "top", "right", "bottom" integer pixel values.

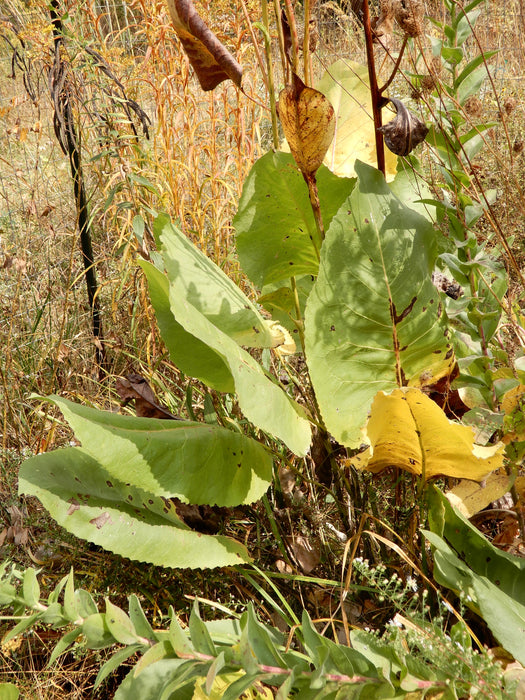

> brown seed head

[{"left": 394, "top": 0, "right": 424, "bottom": 37}]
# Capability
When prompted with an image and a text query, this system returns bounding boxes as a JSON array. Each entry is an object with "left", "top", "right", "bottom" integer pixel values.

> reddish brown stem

[{"left": 362, "top": 0, "right": 385, "bottom": 175}]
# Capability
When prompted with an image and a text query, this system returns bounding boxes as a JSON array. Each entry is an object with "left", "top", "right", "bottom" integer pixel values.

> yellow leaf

[
  {"left": 351, "top": 388, "right": 504, "bottom": 481},
  {"left": 446, "top": 472, "right": 513, "bottom": 518},
  {"left": 193, "top": 671, "right": 274, "bottom": 699},
  {"left": 316, "top": 60, "right": 398, "bottom": 180},
  {"left": 278, "top": 73, "right": 335, "bottom": 177},
  {"left": 501, "top": 384, "right": 525, "bottom": 443}
]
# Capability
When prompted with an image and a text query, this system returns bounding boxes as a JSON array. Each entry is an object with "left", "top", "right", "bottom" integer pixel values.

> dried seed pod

[
  {"left": 393, "top": 0, "right": 424, "bottom": 38},
  {"left": 379, "top": 97, "right": 428, "bottom": 156}
]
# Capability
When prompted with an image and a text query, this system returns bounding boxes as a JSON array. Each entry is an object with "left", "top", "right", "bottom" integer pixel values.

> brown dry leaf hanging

[
  {"left": 278, "top": 72, "right": 335, "bottom": 176},
  {"left": 379, "top": 97, "right": 428, "bottom": 156},
  {"left": 166, "top": 0, "right": 243, "bottom": 91},
  {"left": 115, "top": 374, "right": 181, "bottom": 420},
  {"left": 350, "top": 388, "right": 504, "bottom": 481}
]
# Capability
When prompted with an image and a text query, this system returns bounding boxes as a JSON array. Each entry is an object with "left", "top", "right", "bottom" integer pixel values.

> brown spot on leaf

[{"left": 89, "top": 512, "right": 112, "bottom": 529}]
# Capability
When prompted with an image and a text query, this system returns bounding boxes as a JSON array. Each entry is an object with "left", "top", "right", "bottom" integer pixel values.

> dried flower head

[
  {"left": 504, "top": 97, "right": 518, "bottom": 115},
  {"left": 463, "top": 95, "right": 483, "bottom": 119},
  {"left": 393, "top": 0, "right": 424, "bottom": 38}
]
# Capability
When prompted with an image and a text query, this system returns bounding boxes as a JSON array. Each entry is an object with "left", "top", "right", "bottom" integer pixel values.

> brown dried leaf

[
  {"left": 278, "top": 465, "right": 296, "bottom": 497},
  {"left": 115, "top": 374, "right": 181, "bottom": 420},
  {"left": 278, "top": 73, "right": 335, "bottom": 176},
  {"left": 286, "top": 534, "right": 320, "bottom": 574},
  {"left": 379, "top": 97, "right": 428, "bottom": 156},
  {"left": 166, "top": 0, "right": 242, "bottom": 91}
]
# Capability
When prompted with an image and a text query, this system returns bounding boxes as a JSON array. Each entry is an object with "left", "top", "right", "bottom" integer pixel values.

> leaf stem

[{"left": 304, "top": 173, "right": 324, "bottom": 259}]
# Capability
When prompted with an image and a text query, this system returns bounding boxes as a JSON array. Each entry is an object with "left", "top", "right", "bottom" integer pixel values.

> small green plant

[{"left": 1, "top": 560, "right": 519, "bottom": 698}]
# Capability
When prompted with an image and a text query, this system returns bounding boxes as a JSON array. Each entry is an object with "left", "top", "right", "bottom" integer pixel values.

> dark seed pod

[{"left": 378, "top": 97, "right": 428, "bottom": 156}]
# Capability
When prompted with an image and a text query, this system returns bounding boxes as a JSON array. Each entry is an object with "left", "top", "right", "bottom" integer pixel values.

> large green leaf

[
  {"left": 161, "top": 292, "right": 311, "bottom": 457},
  {"left": 305, "top": 161, "right": 455, "bottom": 446},
  {"left": 234, "top": 151, "right": 355, "bottom": 288},
  {"left": 141, "top": 261, "right": 234, "bottom": 393},
  {"left": 316, "top": 60, "right": 398, "bottom": 180},
  {"left": 33, "top": 396, "right": 272, "bottom": 506},
  {"left": 19, "top": 448, "right": 251, "bottom": 569},
  {"left": 155, "top": 215, "right": 274, "bottom": 348},
  {"left": 425, "top": 486, "right": 525, "bottom": 665}
]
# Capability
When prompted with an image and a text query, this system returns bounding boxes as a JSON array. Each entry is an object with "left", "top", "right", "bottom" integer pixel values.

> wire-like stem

[{"left": 261, "top": 0, "right": 280, "bottom": 149}]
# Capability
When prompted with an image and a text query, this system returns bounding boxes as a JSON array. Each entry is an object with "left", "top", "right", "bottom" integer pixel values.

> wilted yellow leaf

[
  {"left": 278, "top": 73, "right": 335, "bottom": 176},
  {"left": 501, "top": 384, "right": 525, "bottom": 443},
  {"left": 316, "top": 60, "right": 398, "bottom": 180},
  {"left": 350, "top": 388, "right": 504, "bottom": 481},
  {"left": 446, "top": 472, "right": 513, "bottom": 518},
  {"left": 193, "top": 671, "right": 274, "bottom": 699}
]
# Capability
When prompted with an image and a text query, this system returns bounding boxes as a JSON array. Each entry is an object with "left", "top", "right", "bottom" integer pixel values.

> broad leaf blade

[
  {"left": 155, "top": 215, "right": 274, "bottom": 348},
  {"left": 141, "top": 260, "right": 234, "bottom": 393},
  {"left": 353, "top": 388, "right": 504, "bottom": 481},
  {"left": 19, "top": 448, "right": 251, "bottom": 569},
  {"left": 234, "top": 152, "right": 355, "bottom": 288},
  {"left": 36, "top": 395, "right": 272, "bottom": 506},
  {"left": 162, "top": 298, "right": 311, "bottom": 456},
  {"left": 305, "top": 161, "right": 455, "bottom": 446}
]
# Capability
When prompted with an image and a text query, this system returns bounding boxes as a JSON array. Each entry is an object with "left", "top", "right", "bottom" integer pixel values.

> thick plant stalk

[
  {"left": 49, "top": 0, "right": 107, "bottom": 375},
  {"left": 362, "top": 0, "right": 385, "bottom": 175}
]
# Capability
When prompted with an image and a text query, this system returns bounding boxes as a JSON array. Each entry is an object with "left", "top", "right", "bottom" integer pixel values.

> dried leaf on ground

[
  {"left": 286, "top": 534, "right": 320, "bottom": 574},
  {"left": 0, "top": 505, "right": 29, "bottom": 547},
  {"left": 115, "top": 374, "right": 181, "bottom": 419},
  {"left": 166, "top": 0, "right": 242, "bottom": 90},
  {"left": 446, "top": 472, "right": 513, "bottom": 517}
]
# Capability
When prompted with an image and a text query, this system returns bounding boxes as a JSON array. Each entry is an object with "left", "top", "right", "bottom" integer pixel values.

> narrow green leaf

[
  {"left": 133, "top": 640, "right": 176, "bottom": 677},
  {"left": 245, "top": 603, "right": 285, "bottom": 668},
  {"left": 82, "top": 612, "right": 115, "bottom": 649},
  {"left": 458, "top": 65, "right": 490, "bottom": 105},
  {"left": 63, "top": 568, "right": 78, "bottom": 621},
  {"left": 114, "top": 657, "right": 191, "bottom": 700},
  {"left": 156, "top": 215, "right": 275, "bottom": 348},
  {"left": 206, "top": 651, "right": 226, "bottom": 694},
  {"left": 94, "top": 644, "right": 142, "bottom": 690},
  {"left": 189, "top": 601, "right": 217, "bottom": 656},
  {"left": 128, "top": 594, "right": 157, "bottom": 643},
  {"left": 105, "top": 599, "right": 143, "bottom": 645},
  {"left": 3, "top": 613, "right": 42, "bottom": 643},
  {"left": 75, "top": 589, "right": 98, "bottom": 619},
  {"left": 221, "top": 673, "right": 261, "bottom": 700},
  {"left": 47, "top": 627, "right": 82, "bottom": 666},
  {"left": 22, "top": 568, "right": 40, "bottom": 609},
  {"left": 168, "top": 610, "right": 194, "bottom": 655},
  {"left": 42, "top": 602, "right": 66, "bottom": 625}
]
